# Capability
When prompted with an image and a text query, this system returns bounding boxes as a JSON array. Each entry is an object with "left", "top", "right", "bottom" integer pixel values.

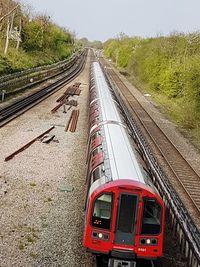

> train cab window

[
  {"left": 141, "top": 198, "right": 162, "bottom": 235},
  {"left": 92, "top": 193, "right": 113, "bottom": 230}
]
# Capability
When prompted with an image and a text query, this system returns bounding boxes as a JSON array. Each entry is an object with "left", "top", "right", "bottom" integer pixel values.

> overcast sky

[{"left": 21, "top": 0, "right": 200, "bottom": 41}]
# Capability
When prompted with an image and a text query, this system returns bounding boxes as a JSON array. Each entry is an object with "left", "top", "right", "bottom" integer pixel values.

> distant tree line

[{"left": 78, "top": 37, "right": 103, "bottom": 49}]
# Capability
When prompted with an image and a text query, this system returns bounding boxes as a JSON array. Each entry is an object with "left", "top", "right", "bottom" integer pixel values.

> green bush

[{"left": 103, "top": 33, "right": 200, "bottom": 142}]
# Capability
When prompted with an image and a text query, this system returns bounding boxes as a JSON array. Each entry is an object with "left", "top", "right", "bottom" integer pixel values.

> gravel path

[{"left": 0, "top": 55, "right": 94, "bottom": 267}]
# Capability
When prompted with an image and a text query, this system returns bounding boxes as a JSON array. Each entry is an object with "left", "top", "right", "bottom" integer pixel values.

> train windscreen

[
  {"left": 115, "top": 194, "right": 138, "bottom": 245},
  {"left": 91, "top": 193, "right": 112, "bottom": 230},
  {"left": 141, "top": 198, "right": 162, "bottom": 235}
]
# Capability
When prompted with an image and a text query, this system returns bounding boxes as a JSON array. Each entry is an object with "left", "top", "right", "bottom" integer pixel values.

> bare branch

[{"left": 0, "top": 4, "right": 19, "bottom": 23}]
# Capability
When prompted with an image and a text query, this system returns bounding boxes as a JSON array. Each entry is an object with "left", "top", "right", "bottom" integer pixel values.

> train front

[{"left": 84, "top": 180, "right": 165, "bottom": 265}]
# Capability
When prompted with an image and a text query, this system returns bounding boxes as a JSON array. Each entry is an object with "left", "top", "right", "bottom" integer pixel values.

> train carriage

[{"left": 84, "top": 62, "right": 165, "bottom": 266}]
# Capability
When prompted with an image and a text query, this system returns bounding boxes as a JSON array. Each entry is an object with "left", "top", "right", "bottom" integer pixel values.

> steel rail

[
  {"left": 0, "top": 50, "right": 87, "bottom": 127},
  {"left": 0, "top": 51, "right": 81, "bottom": 87}
]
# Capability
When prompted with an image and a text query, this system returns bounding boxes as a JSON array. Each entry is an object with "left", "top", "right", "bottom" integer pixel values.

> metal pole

[
  {"left": 1, "top": 90, "right": 6, "bottom": 102},
  {"left": 63, "top": 104, "right": 66, "bottom": 113}
]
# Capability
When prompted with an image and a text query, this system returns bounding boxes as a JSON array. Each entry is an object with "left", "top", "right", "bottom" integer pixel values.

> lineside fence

[{"left": 0, "top": 50, "right": 83, "bottom": 101}]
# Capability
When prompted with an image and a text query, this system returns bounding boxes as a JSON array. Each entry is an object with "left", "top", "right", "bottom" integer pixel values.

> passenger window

[
  {"left": 91, "top": 131, "right": 100, "bottom": 141},
  {"left": 141, "top": 198, "right": 162, "bottom": 235},
  {"left": 92, "top": 147, "right": 99, "bottom": 156},
  {"left": 92, "top": 193, "right": 113, "bottom": 230},
  {"left": 90, "top": 118, "right": 99, "bottom": 127},
  {"left": 92, "top": 145, "right": 102, "bottom": 157},
  {"left": 91, "top": 164, "right": 104, "bottom": 184},
  {"left": 90, "top": 107, "right": 98, "bottom": 115},
  {"left": 91, "top": 94, "right": 97, "bottom": 101}
]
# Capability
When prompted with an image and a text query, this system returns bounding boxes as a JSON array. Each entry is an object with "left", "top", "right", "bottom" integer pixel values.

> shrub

[{"left": 103, "top": 33, "right": 200, "bottom": 139}]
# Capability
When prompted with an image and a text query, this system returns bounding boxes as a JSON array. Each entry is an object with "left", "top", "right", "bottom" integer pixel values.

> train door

[{"left": 115, "top": 193, "right": 138, "bottom": 245}]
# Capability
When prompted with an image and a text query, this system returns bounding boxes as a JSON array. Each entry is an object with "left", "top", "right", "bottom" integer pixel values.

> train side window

[
  {"left": 91, "top": 117, "right": 99, "bottom": 126},
  {"left": 91, "top": 193, "right": 113, "bottom": 230},
  {"left": 141, "top": 198, "right": 162, "bottom": 235},
  {"left": 87, "top": 145, "right": 102, "bottom": 165},
  {"left": 91, "top": 131, "right": 100, "bottom": 141},
  {"left": 90, "top": 107, "right": 98, "bottom": 115},
  {"left": 87, "top": 131, "right": 101, "bottom": 162},
  {"left": 92, "top": 145, "right": 102, "bottom": 157},
  {"left": 91, "top": 164, "right": 104, "bottom": 184}
]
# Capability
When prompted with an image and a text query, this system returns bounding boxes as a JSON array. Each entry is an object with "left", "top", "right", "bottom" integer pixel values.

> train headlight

[
  {"left": 146, "top": 239, "right": 151, "bottom": 245},
  {"left": 98, "top": 233, "right": 103, "bottom": 239},
  {"left": 140, "top": 238, "right": 158, "bottom": 246},
  {"left": 92, "top": 231, "right": 110, "bottom": 240}
]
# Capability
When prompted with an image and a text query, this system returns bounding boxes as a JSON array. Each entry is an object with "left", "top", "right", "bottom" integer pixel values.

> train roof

[
  {"left": 91, "top": 63, "right": 122, "bottom": 123},
  {"left": 89, "top": 62, "right": 147, "bottom": 197},
  {"left": 103, "top": 122, "right": 145, "bottom": 183}
]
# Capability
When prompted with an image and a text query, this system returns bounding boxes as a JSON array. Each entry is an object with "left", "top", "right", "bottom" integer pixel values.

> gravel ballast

[{"left": 0, "top": 56, "right": 94, "bottom": 266}]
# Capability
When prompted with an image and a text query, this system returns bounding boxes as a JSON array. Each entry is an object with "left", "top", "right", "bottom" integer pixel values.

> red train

[{"left": 83, "top": 61, "right": 165, "bottom": 266}]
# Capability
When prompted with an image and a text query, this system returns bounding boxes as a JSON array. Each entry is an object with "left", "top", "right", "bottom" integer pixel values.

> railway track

[
  {"left": 100, "top": 58, "right": 200, "bottom": 217},
  {"left": 100, "top": 58, "right": 200, "bottom": 266},
  {"left": 0, "top": 50, "right": 87, "bottom": 127}
]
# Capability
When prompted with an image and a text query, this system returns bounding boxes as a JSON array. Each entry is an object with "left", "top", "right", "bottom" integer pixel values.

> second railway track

[{"left": 0, "top": 49, "right": 87, "bottom": 128}]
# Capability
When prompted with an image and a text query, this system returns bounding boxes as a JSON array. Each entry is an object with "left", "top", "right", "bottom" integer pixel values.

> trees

[
  {"left": 21, "top": 13, "right": 74, "bottom": 59},
  {"left": 0, "top": 0, "right": 22, "bottom": 54},
  {"left": 103, "top": 33, "right": 200, "bottom": 135},
  {"left": 0, "top": 0, "right": 75, "bottom": 74}
]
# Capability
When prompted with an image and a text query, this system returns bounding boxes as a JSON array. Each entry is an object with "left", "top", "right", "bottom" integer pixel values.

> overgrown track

[{"left": 0, "top": 50, "right": 87, "bottom": 127}]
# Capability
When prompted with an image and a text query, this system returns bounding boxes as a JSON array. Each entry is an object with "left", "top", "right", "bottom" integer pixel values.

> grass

[
  {"left": 30, "top": 182, "right": 36, "bottom": 187},
  {"left": 27, "top": 235, "right": 35, "bottom": 244},
  {"left": 103, "top": 34, "right": 200, "bottom": 150},
  {"left": 19, "top": 243, "right": 25, "bottom": 250},
  {"left": 18, "top": 225, "right": 40, "bottom": 251},
  {"left": 42, "top": 223, "right": 48, "bottom": 228},
  {"left": 129, "top": 74, "right": 200, "bottom": 150},
  {"left": 29, "top": 252, "right": 38, "bottom": 259},
  {"left": 26, "top": 232, "right": 39, "bottom": 243},
  {"left": 47, "top": 197, "right": 52, "bottom": 202},
  {"left": 44, "top": 197, "right": 53, "bottom": 203},
  {"left": 0, "top": 44, "right": 73, "bottom": 76}
]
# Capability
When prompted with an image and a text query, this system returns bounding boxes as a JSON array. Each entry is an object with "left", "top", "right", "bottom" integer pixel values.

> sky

[{"left": 21, "top": 0, "right": 200, "bottom": 42}]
